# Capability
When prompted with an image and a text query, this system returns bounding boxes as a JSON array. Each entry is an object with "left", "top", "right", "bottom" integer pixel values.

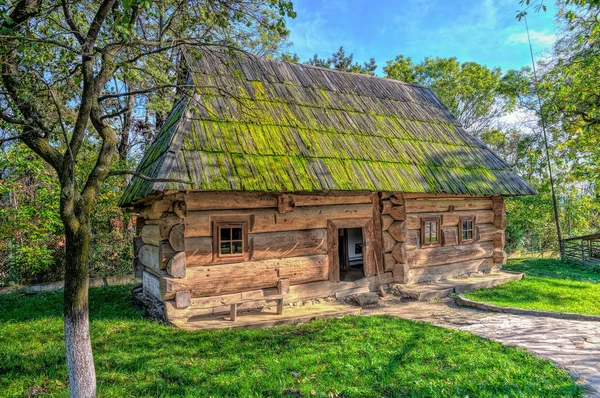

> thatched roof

[{"left": 119, "top": 49, "right": 535, "bottom": 206}]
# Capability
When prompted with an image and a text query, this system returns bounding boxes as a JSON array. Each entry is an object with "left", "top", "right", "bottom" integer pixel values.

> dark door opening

[{"left": 338, "top": 227, "right": 365, "bottom": 282}]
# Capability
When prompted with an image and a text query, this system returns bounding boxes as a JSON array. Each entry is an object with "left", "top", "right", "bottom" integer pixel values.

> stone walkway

[{"left": 364, "top": 298, "right": 600, "bottom": 397}]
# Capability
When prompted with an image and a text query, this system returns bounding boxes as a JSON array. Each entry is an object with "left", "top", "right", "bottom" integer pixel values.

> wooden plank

[
  {"left": 406, "top": 230, "right": 420, "bottom": 250},
  {"left": 141, "top": 225, "right": 161, "bottom": 246},
  {"left": 406, "top": 215, "right": 420, "bottom": 230},
  {"left": 441, "top": 227, "right": 458, "bottom": 246},
  {"left": 167, "top": 252, "right": 186, "bottom": 278},
  {"left": 184, "top": 204, "right": 372, "bottom": 237},
  {"left": 182, "top": 237, "right": 213, "bottom": 266},
  {"left": 142, "top": 271, "right": 161, "bottom": 300},
  {"left": 407, "top": 241, "right": 494, "bottom": 268},
  {"left": 138, "top": 244, "right": 160, "bottom": 271},
  {"left": 371, "top": 193, "right": 384, "bottom": 275},
  {"left": 251, "top": 229, "right": 327, "bottom": 261},
  {"left": 404, "top": 198, "right": 493, "bottom": 213},
  {"left": 327, "top": 220, "right": 338, "bottom": 282},
  {"left": 161, "top": 255, "right": 328, "bottom": 299},
  {"left": 402, "top": 193, "right": 490, "bottom": 199},
  {"left": 277, "top": 278, "right": 290, "bottom": 294},
  {"left": 168, "top": 223, "right": 185, "bottom": 252},
  {"left": 408, "top": 258, "right": 494, "bottom": 283},
  {"left": 292, "top": 193, "right": 372, "bottom": 207},
  {"left": 185, "top": 191, "right": 278, "bottom": 211}
]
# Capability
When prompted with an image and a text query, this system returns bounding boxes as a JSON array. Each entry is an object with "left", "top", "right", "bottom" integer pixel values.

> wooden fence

[{"left": 560, "top": 233, "right": 600, "bottom": 266}]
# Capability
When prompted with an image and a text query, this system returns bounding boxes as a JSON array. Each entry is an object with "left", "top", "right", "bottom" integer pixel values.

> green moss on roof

[{"left": 119, "top": 49, "right": 535, "bottom": 206}]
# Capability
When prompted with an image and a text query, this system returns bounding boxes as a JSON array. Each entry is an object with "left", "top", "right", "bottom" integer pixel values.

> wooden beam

[
  {"left": 161, "top": 255, "right": 329, "bottom": 300},
  {"left": 167, "top": 252, "right": 186, "bottom": 278},
  {"left": 168, "top": 223, "right": 185, "bottom": 252},
  {"left": 138, "top": 244, "right": 160, "bottom": 271},
  {"left": 407, "top": 241, "right": 494, "bottom": 268},
  {"left": 185, "top": 204, "right": 372, "bottom": 237}
]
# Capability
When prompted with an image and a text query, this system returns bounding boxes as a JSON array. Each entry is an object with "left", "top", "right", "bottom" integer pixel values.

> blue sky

[{"left": 285, "top": 0, "right": 557, "bottom": 74}]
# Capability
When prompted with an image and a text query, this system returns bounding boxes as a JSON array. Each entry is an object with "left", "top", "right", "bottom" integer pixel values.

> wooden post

[
  {"left": 230, "top": 303, "right": 238, "bottom": 322},
  {"left": 276, "top": 298, "right": 283, "bottom": 315}
]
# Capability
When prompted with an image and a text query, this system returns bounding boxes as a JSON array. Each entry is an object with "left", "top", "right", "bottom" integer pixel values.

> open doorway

[{"left": 338, "top": 228, "right": 365, "bottom": 281}]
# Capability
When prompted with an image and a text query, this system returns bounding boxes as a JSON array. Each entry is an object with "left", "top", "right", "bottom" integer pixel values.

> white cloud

[{"left": 506, "top": 29, "right": 556, "bottom": 47}]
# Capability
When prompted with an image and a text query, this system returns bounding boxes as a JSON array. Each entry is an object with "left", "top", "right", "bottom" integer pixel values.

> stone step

[{"left": 392, "top": 271, "right": 524, "bottom": 301}]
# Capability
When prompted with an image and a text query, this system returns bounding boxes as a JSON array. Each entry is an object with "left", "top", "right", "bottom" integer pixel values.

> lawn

[
  {"left": 0, "top": 285, "right": 581, "bottom": 397},
  {"left": 466, "top": 258, "right": 600, "bottom": 316}
]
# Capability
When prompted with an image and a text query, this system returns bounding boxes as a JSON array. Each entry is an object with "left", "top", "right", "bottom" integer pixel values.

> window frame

[
  {"left": 420, "top": 216, "right": 441, "bottom": 248},
  {"left": 212, "top": 219, "right": 249, "bottom": 263},
  {"left": 459, "top": 216, "right": 476, "bottom": 244}
]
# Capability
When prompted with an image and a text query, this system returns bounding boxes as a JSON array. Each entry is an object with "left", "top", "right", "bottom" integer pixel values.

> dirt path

[{"left": 364, "top": 298, "right": 600, "bottom": 397}]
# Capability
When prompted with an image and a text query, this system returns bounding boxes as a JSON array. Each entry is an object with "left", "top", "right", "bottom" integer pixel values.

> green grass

[
  {"left": 466, "top": 258, "right": 600, "bottom": 316},
  {"left": 0, "top": 285, "right": 580, "bottom": 397}
]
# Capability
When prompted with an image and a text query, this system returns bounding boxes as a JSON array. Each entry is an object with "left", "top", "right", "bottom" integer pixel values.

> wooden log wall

[
  {"left": 133, "top": 191, "right": 385, "bottom": 320},
  {"left": 132, "top": 191, "right": 508, "bottom": 322},
  {"left": 383, "top": 193, "right": 507, "bottom": 284}
]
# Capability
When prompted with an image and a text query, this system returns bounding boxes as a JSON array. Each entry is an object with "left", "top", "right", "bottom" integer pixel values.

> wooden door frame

[{"left": 327, "top": 218, "right": 374, "bottom": 282}]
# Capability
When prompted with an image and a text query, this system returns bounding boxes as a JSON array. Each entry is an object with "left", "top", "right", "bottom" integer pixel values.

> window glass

[{"left": 217, "top": 225, "right": 245, "bottom": 257}]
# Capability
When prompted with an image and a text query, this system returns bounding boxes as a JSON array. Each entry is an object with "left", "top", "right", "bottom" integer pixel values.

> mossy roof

[{"left": 119, "top": 49, "right": 535, "bottom": 206}]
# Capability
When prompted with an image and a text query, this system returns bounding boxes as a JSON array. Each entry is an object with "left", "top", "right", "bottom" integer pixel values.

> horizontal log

[
  {"left": 184, "top": 204, "right": 372, "bottom": 237},
  {"left": 169, "top": 223, "right": 185, "bottom": 252},
  {"left": 292, "top": 193, "right": 373, "bottom": 207},
  {"left": 138, "top": 244, "right": 160, "bottom": 271},
  {"left": 250, "top": 229, "right": 327, "bottom": 261},
  {"left": 475, "top": 223, "right": 497, "bottom": 242},
  {"left": 407, "top": 241, "right": 494, "bottom": 268},
  {"left": 185, "top": 192, "right": 277, "bottom": 211},
  {"left": 408, "top": 258, "right": 495, "bottom": 283},
  {"left": 167, "top": 252, "right": 186, "bottom": 278},
  {"left": 284, "top": 274, "right": 392, "bottom": 302},
  {"left": 405, "top": 210, "right": 495, "bottom": 229},
  {"left": 141, "top": 225, "right": 161, "bottom": 246},
  {"left": 402, "top": 193, "right": 490, "bottom": 199},
  {"left": 404, "top": 198, "right": 493, "bottom": 213},
  {"left": 161, "top": 255, "right": 328, "bottom": 299},
  {"left": 381, "top": 200, "right": 393, "bottom": 215},
  {"left": 184, "top": 229, "right": 328, "bottom": 266}
]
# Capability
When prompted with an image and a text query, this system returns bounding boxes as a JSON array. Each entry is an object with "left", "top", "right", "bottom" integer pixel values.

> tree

[
  {"left": 306, "top": 46, "right": 377, "bottom": 75},
  {"left": 0, "top": 1, "right": 294, "bottom": 396},
  {"left": 384, "top": 55, "right": 527, "bottom": 137}
]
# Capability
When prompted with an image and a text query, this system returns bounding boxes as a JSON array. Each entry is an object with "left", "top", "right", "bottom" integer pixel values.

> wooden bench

[{"left": 222, "top": 295, "right": 285, "bottom": 322}]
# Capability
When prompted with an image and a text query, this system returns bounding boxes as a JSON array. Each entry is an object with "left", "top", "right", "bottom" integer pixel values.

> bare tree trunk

[{"left": 63, "top": 213, "right": 96, "bottom": 397}]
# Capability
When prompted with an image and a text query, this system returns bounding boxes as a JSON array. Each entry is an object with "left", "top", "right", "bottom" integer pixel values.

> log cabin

[{"left": 119, "top": 49, "right": 535, "bottom": 325}]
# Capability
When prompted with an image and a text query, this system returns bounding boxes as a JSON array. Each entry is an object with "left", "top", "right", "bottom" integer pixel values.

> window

[
  {"left": 421, "top": 216, "right": 440, "bottom": 247},
  {"left": 459, "top": 216, "right": 475, "bottom": 244},
  {"left": 213, "top": 220, "right": 249, "bottom": 262}
]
